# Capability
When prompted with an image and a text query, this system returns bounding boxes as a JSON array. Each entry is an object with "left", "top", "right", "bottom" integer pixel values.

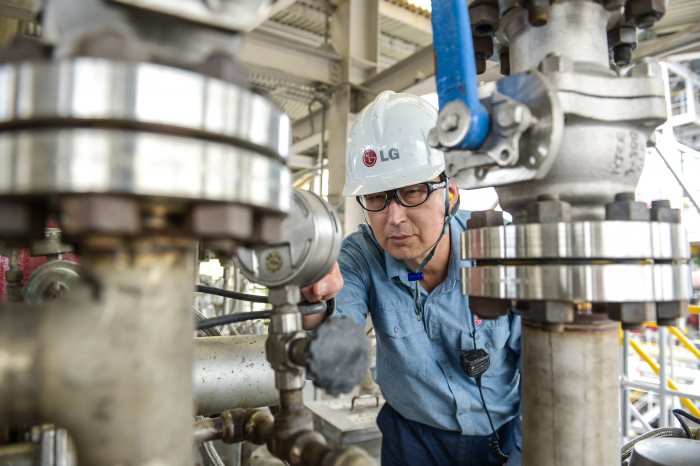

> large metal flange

[
  {"left": 0, "top": 127, "right": 291, "bottom": 245},
  {"left": 462, "top": 263, "right": 691, "bottom": 303},
  {"left": 0, "top": 58, "right": 292, "bottom": 245},
  {"left": 0, "top": 58, "right": 290, "bottom": 161},
  {"left": 461, "top": 220, "right": 690, "bottom": 261}
]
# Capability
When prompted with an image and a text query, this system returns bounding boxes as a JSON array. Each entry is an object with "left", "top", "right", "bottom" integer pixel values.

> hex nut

[
  {"left": 5, "top": 268, "right": 23, "bottom": 283},
  {"left": 268, "top": 285, "right": 301, "bottom": 307},
  {"left": 650, "top": 200, "right": 681, "bottom": 223},
  {"left": 473, "top": 35, "right": 494, "bottom": 60},
  {"left": 468, "top": 296, "right": 511, "bottom": 319},
  {"left": 192, "top": 203, "right": 254, "bottom": 239},
  {"left": 0, "top": 201, "right": 45, "bottom": 239},
  {"left": 625, "top": 0, "right": 665, "bottom": 29},
  {"left": 470, "top": 3, "right": 500, "bottom": 36},
  {"left": 607, "top": 302, "right": 655, "bottom": 323},
  {"left": 467, "top": 210, "right": 504, "bottom": 230},
  {"left": 526, "top": 197, "right": 572, "bottom": 223},
  {"left": 254, "top": 214, "right": 284, "bottom": 243},
  {"left": 538, "top": 53, "right": 575, "bottom": 74},
  {"left": 605, "top": 199, "right": 650, "bottom": 221},
  {"left": 529, "top": 301, "right": 574, "bottom": 323},
  {"left": 656, "top": 300, "right": 688, "bottom": 326},
  {"left": 630, "top": 59, "right": 662, "bottom": 78},
  {"left": 607, "top": 27, "right": 638, "bottom": 50},
  {"left": 61, "top": 195, "right": 140, "bottom": 235}
]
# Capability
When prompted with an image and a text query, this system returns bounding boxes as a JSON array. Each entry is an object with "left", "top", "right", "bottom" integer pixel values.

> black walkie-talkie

[
  {"left": 460, "top": 348, "right": 490, "bottom": 378},
  {"left": 460, "top": 336, "right": 510, "bottom": 464}
]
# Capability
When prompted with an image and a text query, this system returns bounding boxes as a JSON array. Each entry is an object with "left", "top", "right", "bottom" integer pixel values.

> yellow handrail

[
  {"left": 690, "top": 305, "right": 700, "bottom": 315},
  {"left": 668, "top": 326, "right": 700, "bottom": 361},
  {"left": 628, "top": 338, "right": 700, "bottom": 418}
]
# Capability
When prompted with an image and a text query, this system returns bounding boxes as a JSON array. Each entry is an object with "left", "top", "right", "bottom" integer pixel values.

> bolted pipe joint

[{"left": 193, "top": 408, "right": 274, "bottom": 445}]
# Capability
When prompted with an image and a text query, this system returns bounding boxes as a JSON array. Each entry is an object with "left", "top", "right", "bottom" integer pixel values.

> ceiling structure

[{"left": 247, "top": 0, "right": 700, "bottom": 128}]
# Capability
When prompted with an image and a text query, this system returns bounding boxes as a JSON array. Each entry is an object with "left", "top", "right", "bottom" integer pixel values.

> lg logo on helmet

[{"left": 362, "top": 148, "right": 400, "bottom": 168}]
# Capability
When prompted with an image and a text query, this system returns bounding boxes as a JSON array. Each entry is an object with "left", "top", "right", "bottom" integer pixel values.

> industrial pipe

[
  {"left": 521, "top": 315, "right": 620, "bottom": 466},
  {"left": 193, "top": 406, "right": 375, "bottom": 466},
  {"left": 193, "top": 335, "right": 279, "bottom": 416},
  {"left": 0, "top": 240, "right": 196, "bottom": 466}
]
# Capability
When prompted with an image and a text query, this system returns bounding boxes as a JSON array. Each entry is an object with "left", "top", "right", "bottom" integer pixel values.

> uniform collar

[{"left": 360, "top": 210, "right": 471, "bottom": 290}]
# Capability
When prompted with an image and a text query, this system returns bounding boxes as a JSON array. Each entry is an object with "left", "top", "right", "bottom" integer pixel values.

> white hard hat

[{"left": 342, "top": 90, "right": 445, "bottom": 197}]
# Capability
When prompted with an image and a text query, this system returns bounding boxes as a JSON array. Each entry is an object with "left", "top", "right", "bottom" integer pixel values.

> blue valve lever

[{"left": 431, "top": 0, "right": 491, "bottom": 150}]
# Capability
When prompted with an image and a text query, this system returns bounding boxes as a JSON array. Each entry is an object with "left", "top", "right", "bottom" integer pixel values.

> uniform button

[
  {"left": 394, "top": 325, "right": 401, "bottom": 333},
  {"left": 485, "top": 341, "right": 493, "bottom": 349}
]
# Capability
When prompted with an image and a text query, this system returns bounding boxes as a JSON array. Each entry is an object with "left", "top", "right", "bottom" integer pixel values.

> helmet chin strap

[
  {"left": 362, "top": 176, "right": 460, "bottom": 322},
  {"left": 404, "top": 176, "right": 460, "bottom": 322}
]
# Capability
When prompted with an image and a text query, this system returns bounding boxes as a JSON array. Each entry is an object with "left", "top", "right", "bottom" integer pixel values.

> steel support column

[
  {"left": 522, "top": 316, "right": 620, "bottom": 466},
  {"left": 327, "top": 0, "right": 379, "bottom": 236}
]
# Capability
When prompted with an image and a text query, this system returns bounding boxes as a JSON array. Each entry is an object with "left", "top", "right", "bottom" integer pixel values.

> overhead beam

[
  {"left": 240, "top": 29, "right": 340, "bottom": 86},
  {"left": 635, "top": 24, "right": 700, "bottom": 61},
  {"left": 355, "top": 45, "right": 433, "bottom": 109}
]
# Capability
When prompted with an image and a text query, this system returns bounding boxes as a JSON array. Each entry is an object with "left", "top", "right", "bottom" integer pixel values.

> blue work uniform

[{"left": 333, "top": 210, "right": 522, "bottom": 466}]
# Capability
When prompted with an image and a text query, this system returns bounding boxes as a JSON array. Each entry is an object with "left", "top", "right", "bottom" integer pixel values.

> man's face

[{"left": 366, "top": 178, "right": 458, "bottom": 263}]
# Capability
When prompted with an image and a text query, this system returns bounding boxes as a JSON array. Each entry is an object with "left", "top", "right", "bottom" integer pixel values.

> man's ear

[{"left": 448, "top": 181, "right": 459, "bottom": 210}]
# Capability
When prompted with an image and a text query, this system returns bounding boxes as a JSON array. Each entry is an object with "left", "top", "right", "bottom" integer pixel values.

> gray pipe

[
  {"left": 193, "top": 335, "right": 278, "bottom": 416},
  {"left": 522, "top": 318, "right": 620, "bottom": 466},
  {"left": 0, "top": 244, "right": 196, "bottom": 466}
]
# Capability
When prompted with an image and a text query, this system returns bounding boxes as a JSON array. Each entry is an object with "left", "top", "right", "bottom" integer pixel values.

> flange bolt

[{"left": 613, "top": 44, "right": 633, "bottom": 67}]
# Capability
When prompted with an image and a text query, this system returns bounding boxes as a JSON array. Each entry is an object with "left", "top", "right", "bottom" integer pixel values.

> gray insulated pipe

[{"left": 193, "top": 335, "right": 279, "bottom": 416}]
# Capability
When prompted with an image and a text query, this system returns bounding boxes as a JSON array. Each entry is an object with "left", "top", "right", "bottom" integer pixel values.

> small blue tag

[{"left": 408, "top": 272, "right": 424, "bottom": 282}]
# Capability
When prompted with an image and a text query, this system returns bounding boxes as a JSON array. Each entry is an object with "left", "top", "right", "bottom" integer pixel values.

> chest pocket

[
  {"left": 460, "top": 315, "right": 512, "bottom": 378},
  {"left": 372, "top": 304, "right": 429, "bottom": 377}
]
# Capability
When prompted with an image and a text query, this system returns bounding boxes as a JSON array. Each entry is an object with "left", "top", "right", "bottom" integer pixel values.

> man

[{"left": 302, "top": 91, "right": 522, "bottom": 466}]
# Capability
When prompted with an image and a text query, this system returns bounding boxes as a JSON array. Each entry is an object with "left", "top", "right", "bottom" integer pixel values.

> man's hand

[{"left": 300, "top": 261, "right": 343, "bottom": 330}]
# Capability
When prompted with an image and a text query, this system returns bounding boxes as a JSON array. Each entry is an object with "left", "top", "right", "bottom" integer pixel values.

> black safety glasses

[{"left": 356, "top": 180, "right": 447, "bottom": 212}]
